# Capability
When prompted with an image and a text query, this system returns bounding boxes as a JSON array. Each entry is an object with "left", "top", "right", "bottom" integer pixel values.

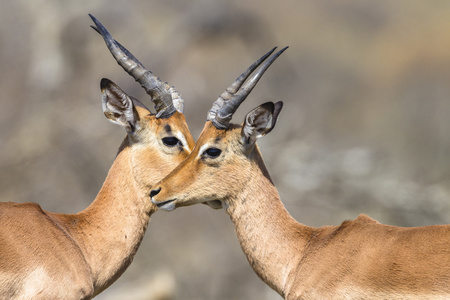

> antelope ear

[
  {"left": 241, "top": 101, "right": 283, "bottom": 145},
  {"left": 101, "top": 78, "right": 140, "bottom": 134}
]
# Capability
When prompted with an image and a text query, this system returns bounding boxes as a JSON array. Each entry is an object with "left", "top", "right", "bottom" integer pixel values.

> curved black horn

[
  {"left": 207, "top": 47, "right": 288, "bottom": 129},
  {"left": 89, "top": 14, "right": 183, "bottom": 118}
]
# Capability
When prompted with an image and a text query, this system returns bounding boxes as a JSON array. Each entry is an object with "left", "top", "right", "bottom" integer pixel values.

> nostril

[{"left": 150, "top": 187, "right": 161, "bottom": 198}]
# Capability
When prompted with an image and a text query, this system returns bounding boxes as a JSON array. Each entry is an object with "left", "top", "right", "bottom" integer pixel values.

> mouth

[{"left": 151, "top": 198, "right": 177, "bottom": 211}]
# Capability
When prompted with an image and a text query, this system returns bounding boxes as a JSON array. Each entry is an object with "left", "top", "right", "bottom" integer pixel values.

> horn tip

[{"left": 100, "top": 78, "right": 114, "bottom": 90}]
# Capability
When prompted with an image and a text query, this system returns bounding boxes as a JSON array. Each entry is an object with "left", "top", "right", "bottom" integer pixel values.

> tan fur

[
  {"left": 153, "top": 121, "right": 450, "bottom": 299},
  {"left": 0, "top": 111, "right": 194, "bottom": 299}
]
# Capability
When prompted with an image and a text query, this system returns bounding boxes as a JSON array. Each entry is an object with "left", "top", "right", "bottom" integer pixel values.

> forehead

[
  {"left": 144, "top": 112, "right": 189, "bottom": 132},
  {"left": 196, "top": 122, "right": 241, "bottom": 145}
]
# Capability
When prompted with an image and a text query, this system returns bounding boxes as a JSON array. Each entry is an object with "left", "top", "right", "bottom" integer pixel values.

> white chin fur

[{"left": 159, "top": 202, "right": 176, "bottom": 212}]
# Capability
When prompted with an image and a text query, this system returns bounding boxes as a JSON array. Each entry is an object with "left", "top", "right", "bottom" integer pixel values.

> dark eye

[
  {"left": 204, "top": 147, "right": 222, "bottom": 158},
  {"left": 162, "top": 136, "right": 181, "bottom": 147}
]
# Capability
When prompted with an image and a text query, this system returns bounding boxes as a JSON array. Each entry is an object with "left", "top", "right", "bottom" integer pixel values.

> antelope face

[
  {"left": 130, "top": 113, "right": 195, "bottom": 185},
  {"left": 101, "top": 79, "right": 195, "bottom": 187},
  {"left": 151, "top": 102, "right": 282, "bottom": 211}
]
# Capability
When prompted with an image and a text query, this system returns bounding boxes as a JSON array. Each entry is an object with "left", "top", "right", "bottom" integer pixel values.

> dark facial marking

[{"left": 164, "top": 124, "right": 172, "bottom": 133}]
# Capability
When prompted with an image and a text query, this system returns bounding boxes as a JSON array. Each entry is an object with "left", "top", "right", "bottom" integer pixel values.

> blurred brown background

[{"left": 1, "top": 1, "right": 450, "bottom": 299}]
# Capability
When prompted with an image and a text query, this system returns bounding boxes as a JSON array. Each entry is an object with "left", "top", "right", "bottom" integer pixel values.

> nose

[{"left": 150, "top": 187, "right": 161, "bottom": 198}]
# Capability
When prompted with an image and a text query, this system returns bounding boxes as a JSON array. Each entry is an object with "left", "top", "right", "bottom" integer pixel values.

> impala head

[
  {"left": 151, "top": 47, "right": 286, "bottom": 211},
  {"left": 90, "top": 15, "right": 195, "bottom": 188}
]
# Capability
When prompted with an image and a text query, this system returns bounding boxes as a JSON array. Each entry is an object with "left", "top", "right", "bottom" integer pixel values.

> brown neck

[
  {"left": 225, "top": 149, "right": 313, "bottom": 296},
  {"left": 60, "top": 143, "right": 155, "bottom": 295}
]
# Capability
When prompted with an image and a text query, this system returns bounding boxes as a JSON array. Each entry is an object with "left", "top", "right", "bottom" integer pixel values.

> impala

[
  {"left": 0, "top": 15, "right": 195, "bottom": 299},
  {"left": 151, "top": 47, "right": 450, "bottom": 299}
]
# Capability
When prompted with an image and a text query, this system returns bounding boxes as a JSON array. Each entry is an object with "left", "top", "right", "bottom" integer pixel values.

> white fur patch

[
  {"left": 21, "top": 267, "right": 48, "bottom": 298},
  {"left": 197, "top": 143, "right": 211, "bottom": 159},
  {"left": 176, "top": 131, "right": 191, "bottom": 152}
]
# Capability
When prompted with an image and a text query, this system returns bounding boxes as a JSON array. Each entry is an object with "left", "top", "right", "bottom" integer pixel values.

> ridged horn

[
  {"left": 207, "top": 47, "right": 288, "bottom": 129},
  {"left": 89, "top": 14, "right": 184, "bottom": 118}
]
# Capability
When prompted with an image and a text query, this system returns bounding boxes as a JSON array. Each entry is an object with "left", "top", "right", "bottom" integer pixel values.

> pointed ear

[
  {"left": 241, "top": 101, "right": 283, "bottom": 145},
  {"left": 101, "top": 78, "right": 140, "bottom": 134}
]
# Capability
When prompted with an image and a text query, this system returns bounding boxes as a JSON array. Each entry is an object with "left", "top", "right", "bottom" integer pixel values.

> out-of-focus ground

[{"left": 1, "top": 1, "right": 450, "bottom": 299}]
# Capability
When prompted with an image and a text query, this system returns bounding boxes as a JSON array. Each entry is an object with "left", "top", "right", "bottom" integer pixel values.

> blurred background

[{"left": 1, "top": 0, "right": 450, "bottom": 299}]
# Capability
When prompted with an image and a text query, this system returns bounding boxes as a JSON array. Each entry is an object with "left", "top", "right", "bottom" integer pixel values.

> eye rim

[
  {"left": 203, "top": 147, "right": 222, "bottom": 158},
  {"left": 162, "top": 136, "right": 181, "bottom": 147}
]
